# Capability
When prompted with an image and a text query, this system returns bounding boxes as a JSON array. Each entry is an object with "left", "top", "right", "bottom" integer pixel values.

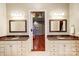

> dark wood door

[
  {"left": 32, "top": 35, "right": 45, "bottom": 51},
  {"left": 31, "top": 12, "right": 45, "bottom": 51}
]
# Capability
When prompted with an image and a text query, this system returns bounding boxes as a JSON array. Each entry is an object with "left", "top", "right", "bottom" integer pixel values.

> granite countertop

[
  {"left": 47, "top": 35, "right": 79, "bottom": 40},
  {"left": 0, "top": 36, "right": 29, "bottom": 41}
]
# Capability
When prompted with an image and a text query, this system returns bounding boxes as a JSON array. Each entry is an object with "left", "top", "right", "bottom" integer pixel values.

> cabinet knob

[
  {"left": 10, "top": 45, "right": 12, "bottom": 47},
  {"left": 64, "top": 45, "right": 66, "bottom": 47}
]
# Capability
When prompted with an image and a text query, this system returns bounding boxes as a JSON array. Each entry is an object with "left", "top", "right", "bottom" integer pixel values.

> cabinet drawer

[
  {"left": 65, "top": 51, "right": 77, "bottom": 56},
  {"left": 5, "top": 41, "right": 18, "bottom": 45},
  {"left": 76, "top": 52, "right": 79, "bottom": 56},
  {"left": 76, "top": 41, "right": 79, "bottom": 43},
  {"left": 50, "top": 44, "right": 58, "bottom": 47},
  {"left": 0, "top": 41, "right": 5, "bottom": 45},
  {"left": 50, "top": 44, "right": 59, "bottom": 51},
  {"left": 17, "top": 50, "right": 21, "bottom": 56},
  {"left": 49, "top": 51, "right": 59, "bottom": 56},
  {"left": 76, "top": 44, "right": 79, "bottom": 48}
]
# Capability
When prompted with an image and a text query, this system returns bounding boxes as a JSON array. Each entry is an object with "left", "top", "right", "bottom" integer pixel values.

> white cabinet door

[
  {"left": 21, "top": 41, "right": 29, "bottom": 56},
  {"left": 58, "top": 43, "right": 65, "bottom": 56},
  {"left": 5, "top": 41, "right": 18, "bottom": 56},
  {"left": 0, "top": 41, "right": 5, "bottom": 56},
  {"left": 11, "top": 44, "right": 18, "bottom": 56},
  {"left": 5, "top": 44, "right": 12, "bottom": 56},
  {"left": 17, "top": 41, "right": 21, "bottom": 56},
  {"left": 0, "top": 45, "right": 5, "bottom": 56}
]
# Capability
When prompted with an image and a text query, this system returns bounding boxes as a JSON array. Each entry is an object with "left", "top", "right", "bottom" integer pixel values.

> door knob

[{"left": 31, "top": 29, "right": 33, "bottom": 32}]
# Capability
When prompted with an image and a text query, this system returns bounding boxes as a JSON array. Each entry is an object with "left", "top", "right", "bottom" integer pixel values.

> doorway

[{"left": 31, "top": 11, "right": 45, "bottom": 51}]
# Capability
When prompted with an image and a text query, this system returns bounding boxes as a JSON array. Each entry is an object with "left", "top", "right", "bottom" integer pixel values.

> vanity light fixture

[
  {"left": 53, "top": 13, "right": 64, "bottom": 16},
  {"left": 10, "top": 11, "right": 25, "bottom": 19},
  {"left": 52, "top": 12, "right": 65, "bottom": 19},
  {"left": 50, "top": 11, "right": 65, "bottom": 19}
]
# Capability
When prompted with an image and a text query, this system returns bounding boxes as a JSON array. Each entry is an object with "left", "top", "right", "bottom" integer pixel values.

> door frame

[{"left": 29, "top": 10, "right": 47, "bottom": 51}]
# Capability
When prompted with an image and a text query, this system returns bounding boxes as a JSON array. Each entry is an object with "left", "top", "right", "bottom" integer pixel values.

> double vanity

[
  {"left": 0, "top": 18, "right": 79, "bottom": 55},
  {"left": 0, "top": 35, "right": 79, "bottom": 56}
]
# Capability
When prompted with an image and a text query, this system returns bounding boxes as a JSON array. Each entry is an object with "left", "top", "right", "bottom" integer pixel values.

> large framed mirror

[
  {"left": 9, "top": 20, "right": 27, "bottom": 33},
  {"left": 49, "top": 19, "right": 67, "bottom": 32}
]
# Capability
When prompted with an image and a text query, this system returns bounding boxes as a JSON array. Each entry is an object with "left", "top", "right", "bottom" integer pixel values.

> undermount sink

[
  {"left": 57, "top": 37, "right": 72, "bottom": 39},
  {"left": 5, "top": 37, "right": 20, "bottom": 40},
  {"left": 11, "top": 37, "right": 19, "bottom": 40},
  {"left": 57, "top": 37, "right": 66, "bottom": 39}
]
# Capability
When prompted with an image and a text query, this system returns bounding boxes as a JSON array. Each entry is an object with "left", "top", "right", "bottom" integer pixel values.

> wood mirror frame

[
  {"left": 49, "top": 19, "right": 67, "bottom": 32},
  {"left": 9, "top": 20, "right": 27, "bottom": 33}
]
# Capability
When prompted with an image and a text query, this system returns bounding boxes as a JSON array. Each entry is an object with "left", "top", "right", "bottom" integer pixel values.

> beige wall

[
  {"left": 0, "top": 3, "right": 7, "bottom": 37},
  {"left": 6, "top": 3, "right": 69, "bottom": 35},
  {"left": 69, "top": 4, "right": 79, "bottom": 36}
]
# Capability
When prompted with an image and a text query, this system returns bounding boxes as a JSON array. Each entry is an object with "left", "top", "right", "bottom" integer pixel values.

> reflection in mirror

[
  {"left": 9, "top": 20, "right": 27, "bottom": 33},
  {"left": 49, "top": 19, "right": 67, "bottom": 32},
  {"left": 50, "top": 21, "right": 60, "bottom": 31}
]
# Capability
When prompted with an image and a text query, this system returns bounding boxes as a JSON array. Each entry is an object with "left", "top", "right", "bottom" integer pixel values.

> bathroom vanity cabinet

[
  {"left": 0, "top": 36, "right": 79, "bottom": 56},
  {"left": 0, "top": 41, "right": 29, "bottom": 56},
  {"left": 48, "top": 36, "right": 79, "bottom": 56},
  {"left": 0, "top": 40, "right": 79, "bottom": 56}
]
